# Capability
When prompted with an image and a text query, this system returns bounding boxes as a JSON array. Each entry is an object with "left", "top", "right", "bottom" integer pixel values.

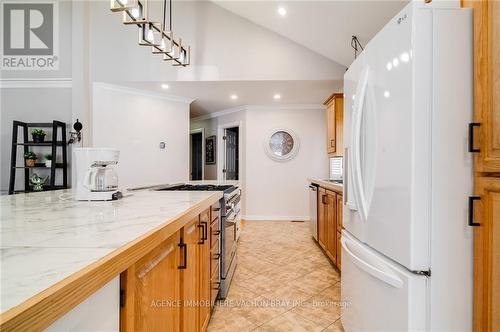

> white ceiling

[
  {"left": 120, "top": 80, "right": 342, "bottom": 118},
  {"left": 212, "top": 0, "right": 408, "bottom": 67}
]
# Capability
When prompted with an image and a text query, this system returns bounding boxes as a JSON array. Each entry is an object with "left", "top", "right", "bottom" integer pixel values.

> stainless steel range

[{"left": 154, "top": 183, "right": 241, "bottom": 299}]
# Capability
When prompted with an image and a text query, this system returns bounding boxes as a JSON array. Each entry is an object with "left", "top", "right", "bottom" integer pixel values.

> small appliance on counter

[{"left": 74, "top": 148, "right": 120, "bottom": 201}]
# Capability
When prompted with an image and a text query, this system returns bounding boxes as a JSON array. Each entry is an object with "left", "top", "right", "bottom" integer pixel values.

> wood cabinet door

[
  {"left": 318, "top": 188, "right": 327, "bottom": 250},
  {"left": 327, "top": 102, "right": 336, "bottom": 155},
  {"left": 199, "top": 210, "right": 211, "bottom": 331},
  {"left": 120, "top": 231, "right": 181, "bottom": 332},
  {"left": 335, "top": 96, "right": 344, "bottom": 157},
  {"left": 474, "top": 177, "right": 500, "bottom": 332},
  {"left": 326, "top": 191, "right": 337, "bottom": 264},
  {"left": 463, "top": 0, "right": 500, "bottom": 172},
  {"left": 336, "top": 231, "right": 342, "bottom": 271},
  {"left": 181, "top": 217, "right": 200, "bottom": 332}
]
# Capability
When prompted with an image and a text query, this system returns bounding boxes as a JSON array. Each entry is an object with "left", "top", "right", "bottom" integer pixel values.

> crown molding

[
  {"left": 93, "top": 82, "right": 195, "bottom": 104},
  {"left": 190, "top": 103, "right": 325, "bottom": 122},
  {"left": 191, "top": 105, "right": 246, "bottom": 122},
  {"left": 0, "top": 78, "right": 72, "bottom": 88}
]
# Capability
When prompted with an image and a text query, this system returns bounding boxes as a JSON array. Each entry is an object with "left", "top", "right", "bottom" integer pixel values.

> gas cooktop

[{"left": 156, "top": 184, "right": 236, "bottom": 194}]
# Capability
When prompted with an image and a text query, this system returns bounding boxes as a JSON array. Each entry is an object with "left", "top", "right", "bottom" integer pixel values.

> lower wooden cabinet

[
  {"left": 474, "top": 177, "right": 500, "bottom": 331},
  {"left": 120, "top": 230, "right": 181, "bottom": 331},
  {"left": 317, "top": 187, "right": 343, "bottom": 271},
  {"left": 120, "top": 207, "right": 216, "bottom": 332}
]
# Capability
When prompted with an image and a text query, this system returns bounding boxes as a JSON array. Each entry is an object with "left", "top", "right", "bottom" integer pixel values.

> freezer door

[
  {"left": 346, "top": 3, "right": 433, "bottom": 271},
  {"left": 341, "top": 231, "right": 427, "bottom": 332}
]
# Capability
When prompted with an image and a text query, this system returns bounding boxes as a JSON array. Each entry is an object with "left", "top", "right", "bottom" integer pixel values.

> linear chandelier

[{"left": 110, "top": 0, "right": 190, "bottom": 67}]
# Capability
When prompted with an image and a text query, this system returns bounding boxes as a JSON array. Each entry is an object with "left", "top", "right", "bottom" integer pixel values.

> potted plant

[
  {"left": 45, "top": 154, "right": 53, "bottom": 168},
  {"left": 30, "top": 173, "right": 48, "bottom": 191},
  {"left": 24, "top": 151, "right": 37, "bottom": 167},
  {"left": 31, "top": 128, "right": 46, "bottom": 143}
]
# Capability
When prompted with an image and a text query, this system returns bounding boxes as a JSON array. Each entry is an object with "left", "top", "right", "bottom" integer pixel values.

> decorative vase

[
  {"left": 25, "top": 159, "right": 36, "bottom": 167},
  {"left": 32, "top": 134, "right": 45, "bottom": 143},
  {"left": 45, "top": 160, "right": 52, "bottom": 168}
]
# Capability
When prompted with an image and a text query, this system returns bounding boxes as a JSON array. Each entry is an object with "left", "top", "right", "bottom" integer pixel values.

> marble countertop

[
  {"left": 0, "top": 189, "right": 222, "bottom": 315},
  {"left": 309, "top": 178, "right": 343, "bottom": 193}
]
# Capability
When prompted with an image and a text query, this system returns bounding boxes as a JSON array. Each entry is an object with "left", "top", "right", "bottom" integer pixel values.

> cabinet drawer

[
  {"left": 211, "top": 239, "right": 220, "bottom": 276},
  {"left": 211, "top": 203, "right": 220, "bottom": 223},
  {"left": 210, "top": 219, "right": 220, "bottom": 248},
  {"left": 210, "top": 264, "right": 220, "bottom": 306},
  {"left": 200, "top": 209, "right": 210, "bottom": 224}
]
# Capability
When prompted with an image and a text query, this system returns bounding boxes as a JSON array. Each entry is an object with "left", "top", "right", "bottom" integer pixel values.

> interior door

[
  {"left": 191, "top": 132, "right": 203, "bottom": 181},
  {"left": 224, "top": 128, "right": 238, "bottom": 180},
  {"left": 181, "top": 218, "right": 200, "bottom": 332},
  {"left": 341, "top": 231, "right": 427, "bottom": 332}
]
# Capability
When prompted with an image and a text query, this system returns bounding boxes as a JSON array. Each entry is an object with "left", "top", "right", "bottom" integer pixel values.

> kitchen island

[{"left": 0, "top": 189, "right": 222, "bottom": 331}]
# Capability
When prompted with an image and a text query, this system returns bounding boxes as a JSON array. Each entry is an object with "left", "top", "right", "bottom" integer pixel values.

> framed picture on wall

[{"left": 206, "top": 136, "right": 216, "bottom": 164}]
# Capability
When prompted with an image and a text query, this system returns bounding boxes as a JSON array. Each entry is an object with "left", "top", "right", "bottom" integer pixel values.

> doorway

[
  {"left": 224, "top": 127, "right": 239, "bottom": 180},
  {"left": 190, "top": 129, "right": 204, "bottom": 180}
]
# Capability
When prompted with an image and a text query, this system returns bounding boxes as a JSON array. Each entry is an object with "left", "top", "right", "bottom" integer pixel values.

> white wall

[
  {"left": 0, "top": 1, "right": 73, "bottom": 193},
  {"left": 92, "top": 83, "right": 190, "bottom": 189},
  {"left": 244, "top": 106, "right": 328, "bottom": 220},
  {"left": 191, "top": 105, "right": 328, "bottom": 221},
  {"left": 87, "top": 1, "right": 345, "bottom": 82}
]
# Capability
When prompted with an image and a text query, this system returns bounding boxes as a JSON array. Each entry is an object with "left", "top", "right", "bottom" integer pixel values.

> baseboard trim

[{"left": 242, "top": 215, "right": 310, "bottom": 222}]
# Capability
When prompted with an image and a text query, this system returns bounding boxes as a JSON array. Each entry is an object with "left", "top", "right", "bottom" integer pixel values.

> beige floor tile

[
  {"left": 208, "top": 221, "right": 343, "bottom": 332},
  {"left": 323, "top": 319, "right": 344, "bottom": 332},
  {"left": 254, "top": 311, "right": 324, "bottom": 332},
  {"left": 290, "top": 295, "right": 341, "bottom": 329}
]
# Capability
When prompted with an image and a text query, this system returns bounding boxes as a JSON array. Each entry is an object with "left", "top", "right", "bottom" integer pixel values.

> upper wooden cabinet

[
  {"left": 324, "top": 93, "right": 344, "bottom": 156},
  {"left": 465, "top": 0, "right": 500, "bottom": 173}
]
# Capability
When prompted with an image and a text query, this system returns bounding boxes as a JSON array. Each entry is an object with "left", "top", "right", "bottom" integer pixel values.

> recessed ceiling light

[
  {"left": 273, "top": 94, "right": 281, "bottom": 100},
  {"left": 278, "top": 7, "right": 287, "bottom": 16},
  {"left": 230, "top": 94, "right": 238, "bottom": 100},
  {"left": 161, "top": 84, "right": 169, "bottom": 89}
]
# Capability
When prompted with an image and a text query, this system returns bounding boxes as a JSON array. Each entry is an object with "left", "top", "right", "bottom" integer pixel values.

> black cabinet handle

[
  {"left": 198, "top": 221, "right": 208, "bottom": 244},
  {"left": 202, "top": 221, "right": 208, "bottom": 241},
  {"left": 468, "top": 123, "right": 480, "bottom": 153},
  {"left": 212, "top": 207, "right": 221, "bottom": 212},
  {"left": 178, "top": 242, "right": 187, "bottom": 269},
  {"left": 468, "top": 196, "right": 481, "bottom": 227}
]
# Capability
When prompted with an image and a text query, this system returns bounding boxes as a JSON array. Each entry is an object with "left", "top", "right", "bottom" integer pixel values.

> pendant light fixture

[{"left": 110, "top": 0, "right": 190, "bottom": 67}]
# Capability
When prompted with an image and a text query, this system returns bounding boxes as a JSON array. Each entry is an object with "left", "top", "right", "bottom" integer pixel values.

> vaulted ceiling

[{"left": 211, "top": 0, "right": 408, "bottom": 67}]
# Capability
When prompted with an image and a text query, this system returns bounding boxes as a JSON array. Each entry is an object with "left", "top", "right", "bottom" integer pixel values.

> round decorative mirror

[{"left": 264, "top": 129, "right": 300, "bottom": 161}]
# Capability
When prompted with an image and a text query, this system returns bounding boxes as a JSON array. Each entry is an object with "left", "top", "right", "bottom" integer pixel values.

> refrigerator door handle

[
  {"left": 351, "top": 66, "right": 370, "bottom": 222},
  {"left": 341, "top": 237, "right": 404, "bottom": 289}
]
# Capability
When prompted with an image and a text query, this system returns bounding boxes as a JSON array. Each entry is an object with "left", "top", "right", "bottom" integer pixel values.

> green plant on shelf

[
  {"left": 24, "top": 151, "right": 37, "bottom": 167},
  {"left": 31, "top": 128, "right": 46, "bottom": 143},
  {"left": 45, "top": 154, "right": 53, "bottom": 168}
]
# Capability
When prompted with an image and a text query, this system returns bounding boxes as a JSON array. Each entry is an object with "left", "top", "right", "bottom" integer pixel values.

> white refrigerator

[{"left": 341, "top": 1, "right": 473, "bottom": 331}]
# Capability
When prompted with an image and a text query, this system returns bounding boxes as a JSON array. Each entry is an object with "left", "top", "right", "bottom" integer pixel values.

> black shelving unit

[{"left": 9, "top": 121, "right": 68, "bottom": 195}]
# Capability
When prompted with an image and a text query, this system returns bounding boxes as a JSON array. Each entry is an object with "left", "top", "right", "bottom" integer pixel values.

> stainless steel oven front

[{"left": 219, "top": 189, "right": 241, "bottom": 299}]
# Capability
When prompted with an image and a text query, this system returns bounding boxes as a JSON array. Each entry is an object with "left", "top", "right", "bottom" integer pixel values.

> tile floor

[{"left": 208, "top": 221, "right": 344, "bottom": 332}]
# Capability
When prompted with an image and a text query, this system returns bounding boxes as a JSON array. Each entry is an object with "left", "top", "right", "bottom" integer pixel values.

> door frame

[
  {"left": 217, "top": 121, "right": 242, "bottom": 181},
  {"left": 190, "top": 128, "right": 205, "bottom": 181}
]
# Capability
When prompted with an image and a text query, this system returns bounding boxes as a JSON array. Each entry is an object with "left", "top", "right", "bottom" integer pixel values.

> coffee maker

[{"left": 74, "top": 148, "right": 120, "bottom": 201}]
